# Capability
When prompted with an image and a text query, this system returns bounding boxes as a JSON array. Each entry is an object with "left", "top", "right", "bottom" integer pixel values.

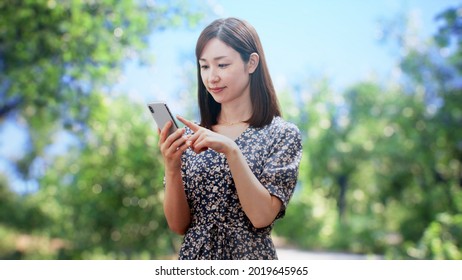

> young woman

[{"left": 158, "top": 17, "right": 302, "bottom": 260}]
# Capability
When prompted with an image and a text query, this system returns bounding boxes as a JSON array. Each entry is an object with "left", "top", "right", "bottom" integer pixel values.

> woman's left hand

[{"left": 177, "top": 115, "right": 235, "bottom": 155}]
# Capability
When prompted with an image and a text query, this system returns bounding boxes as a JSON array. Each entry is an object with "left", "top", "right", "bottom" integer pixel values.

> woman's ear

[{"left": 248, "top": 52, "right": 259, "bottom": 74}]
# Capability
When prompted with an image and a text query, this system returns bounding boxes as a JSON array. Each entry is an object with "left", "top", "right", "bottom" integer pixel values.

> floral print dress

[{"left": 178, "top": 116, "right": 302, "bottom": 260}]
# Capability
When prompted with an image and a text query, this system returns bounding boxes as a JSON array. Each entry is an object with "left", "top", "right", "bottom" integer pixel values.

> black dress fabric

[{"left": 178, "top": 116, "right": 302, "bottom": 260}]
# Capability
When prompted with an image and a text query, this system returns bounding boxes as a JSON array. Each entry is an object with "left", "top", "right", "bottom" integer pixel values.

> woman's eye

[
  {"left": 200, "top": 65, "right": 209, "bottom": 70},
  {"left": 218, "top": 64, "right": 229, "bottom": 68}
]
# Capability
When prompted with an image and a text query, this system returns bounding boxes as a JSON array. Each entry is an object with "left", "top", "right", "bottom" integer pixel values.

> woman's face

[{"left": 198, "top": 38, "right": 257, "bottom": 105}]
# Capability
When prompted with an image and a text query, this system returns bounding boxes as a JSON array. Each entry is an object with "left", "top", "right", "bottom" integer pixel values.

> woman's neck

[{"left": 219, "top": 102, "right": 252, "bottom": 125}]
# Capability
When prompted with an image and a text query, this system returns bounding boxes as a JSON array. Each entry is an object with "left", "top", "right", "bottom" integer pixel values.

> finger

[
  {"left": 192, "top": 142, "right": 208, "bottom": 154},
  {"left": 161, "top": 128, "right": 185, "bottom": 155},
  {"left": 162, "top": 131, "right": 188, "bottom": 159},
  {"left": 159, "top": 121, "right": 172, "bottom": 143},
  {"left": 184, "top": 129, "right": 210, "bottom": 153},
  {"left": 177, "top": 115, "right": 201, "bottom": 132},
  {"left": 186, "top": 128, "right": 201, "bottom": 145},
  {"left": 165, "top": 127, "right": 185, "bottom": 146},
  {"left": 190, "top": 135, "right": 209, "bottom": 154},
  {"left": 177, "top": 136, "right": 191, "bottom": 153},
  {"left": 185, "top": 128, "right": 204, "bottom": 148},
  {"left": 171, "top": 134, "right": 189, "bottom": 152}
]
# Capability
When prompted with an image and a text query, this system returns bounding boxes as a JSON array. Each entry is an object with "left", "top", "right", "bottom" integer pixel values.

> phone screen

[{"left": 147, "top": 102, "right": 178, "bottom": 135}]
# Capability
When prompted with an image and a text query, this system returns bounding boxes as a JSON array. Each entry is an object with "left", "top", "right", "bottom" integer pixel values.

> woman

[{"left": 158, "top": 17, "right": 302, "bottom": 260}]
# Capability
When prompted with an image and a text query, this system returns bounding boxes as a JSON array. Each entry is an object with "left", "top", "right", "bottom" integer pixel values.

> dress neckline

[
  {"left": 232, "top": 125, "right": 252, "bottom": 143},
  {"left": 211, "top": 123, "right": 251, "bottom": 142}
]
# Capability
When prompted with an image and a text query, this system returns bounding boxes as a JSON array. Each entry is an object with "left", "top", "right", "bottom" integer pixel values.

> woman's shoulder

[
  {"left": 258, "top": 116, "right": 302, "bottom": 156},
  {"left": 264, "top": 116, "right": 301, "bottom": 137}
]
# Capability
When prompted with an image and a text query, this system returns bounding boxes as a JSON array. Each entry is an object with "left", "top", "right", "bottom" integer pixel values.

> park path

[
  {"left": 276, "top": 247, "right": 383, "bottom": 260},
  {"left": 273, "top": 236, "right": 383, "bottom": 260}
]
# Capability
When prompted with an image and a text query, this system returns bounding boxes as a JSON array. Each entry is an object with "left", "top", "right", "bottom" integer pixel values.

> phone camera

[{"left": 148, "top": 106, "right": 154, "bottom": 113}]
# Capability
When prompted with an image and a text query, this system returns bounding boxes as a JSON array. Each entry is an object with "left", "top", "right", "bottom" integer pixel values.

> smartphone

[{"left": 147, "top": 102, "right": 178, "bottom": 136}]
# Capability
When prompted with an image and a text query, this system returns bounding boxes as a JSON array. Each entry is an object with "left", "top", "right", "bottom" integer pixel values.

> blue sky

[
  {"left": 118, "top": 0, "right": 461, "bottom": 104},
  {"left": 1, "top": 0, "right": 460, "bottom": 193}
]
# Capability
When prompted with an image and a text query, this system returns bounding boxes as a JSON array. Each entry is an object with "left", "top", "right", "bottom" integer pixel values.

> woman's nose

[{"left": 208, "top": 69, "right": 220, "bottom": 84}]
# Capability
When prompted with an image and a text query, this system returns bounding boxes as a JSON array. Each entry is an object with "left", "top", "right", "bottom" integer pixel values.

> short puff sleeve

[{"left": 259, "top": 122, "right": 302, "bottom": 219}]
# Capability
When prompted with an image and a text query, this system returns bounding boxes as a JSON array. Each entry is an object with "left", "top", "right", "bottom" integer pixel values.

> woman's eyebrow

[{"left": 199, "top": 56, "right": 228, "bottom": 62}]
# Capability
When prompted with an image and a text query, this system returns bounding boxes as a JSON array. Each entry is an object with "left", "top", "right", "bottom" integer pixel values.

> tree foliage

[
  {"left": 1, "top": 2, "right": 461, "bottom": 260},
  {"left": 274, "top": 4, "right": 462, "bottom": 259},
  {"left": 0, "top": 0, "right": 205, "bottom": 259},
  {"left": 0, "top": 0, "right": 205, "bottom": 179},
  {"left": 34, "top": 95, "right": 177, "bottom": 259}
]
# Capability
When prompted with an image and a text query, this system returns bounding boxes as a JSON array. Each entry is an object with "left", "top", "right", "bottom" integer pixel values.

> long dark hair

[{"left": 195, "top": 17, "right": 281, "bottom": 128}]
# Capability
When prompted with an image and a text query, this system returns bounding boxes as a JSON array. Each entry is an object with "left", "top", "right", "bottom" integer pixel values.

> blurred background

[{"left": 0, "top": 0, "right": 461, "bottom": 259}]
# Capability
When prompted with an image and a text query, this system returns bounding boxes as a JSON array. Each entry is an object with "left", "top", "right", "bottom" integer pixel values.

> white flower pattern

[{"left": 178, "top": 116, "right": 302, "bottom": 260}]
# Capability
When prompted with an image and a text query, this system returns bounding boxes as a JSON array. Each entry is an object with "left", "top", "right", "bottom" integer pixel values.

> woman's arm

[
  {"left": 158, "top": 121, "right": 191, "bottom": 234},
  {"left": 163, "top": 168, "right": 191, "bottom": 235},
  {"left": 225, "top": 144, "right": 282, "bottom": 228}
]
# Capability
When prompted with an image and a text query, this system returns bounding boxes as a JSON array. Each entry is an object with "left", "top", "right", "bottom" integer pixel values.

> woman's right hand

[
  {"left": 159, "top": 121, "right": 192, "bottom": 235},
  {"left": 158, "top": 121, "right": 189, "bottom": 171}
]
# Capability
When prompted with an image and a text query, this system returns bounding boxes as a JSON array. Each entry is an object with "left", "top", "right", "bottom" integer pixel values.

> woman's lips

[{"left": 208, "top": 87, "right": 225, "bottom": 94}]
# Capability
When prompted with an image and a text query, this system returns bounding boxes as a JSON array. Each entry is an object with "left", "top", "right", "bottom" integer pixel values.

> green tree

[
  {"left": 276, "top": 5, "right": 462, "bottom": 259},
  {"left": 0, "top": 0, "right": 205, "bottom": 183},
  {"left": 390, "top": 5, "right": 462, "bottom": 259},
  {"left": 35, "top": 95, "right": 176, "bottom": 259},
  {"left": 0, "top": 0, "right": 208, "bottom": 259}
]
